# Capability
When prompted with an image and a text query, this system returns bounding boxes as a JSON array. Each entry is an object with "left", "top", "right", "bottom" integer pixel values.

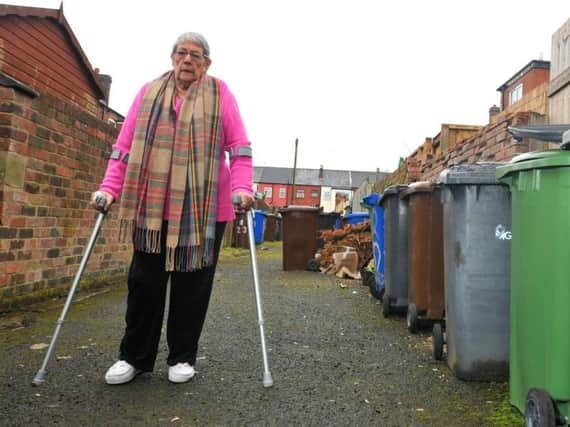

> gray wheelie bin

[
  {"left": 379, "top": 184, "right": 409, "bottom": 317},
  {"left": 434, "top": 163, "right": 511, "bottom": 381}
]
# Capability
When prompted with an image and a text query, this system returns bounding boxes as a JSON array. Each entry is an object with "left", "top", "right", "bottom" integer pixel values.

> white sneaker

[
  {"left": 168, "top": 363, "right": 195, "bottom": 383},
  {"left": 105, "top": 360, "right": 140, "bottom": 385}
]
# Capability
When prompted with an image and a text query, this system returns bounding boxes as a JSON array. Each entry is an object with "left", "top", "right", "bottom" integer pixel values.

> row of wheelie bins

[
  {"left": 372, "top": 163, "right": 511, "bottom": 385},
  {"left": 268, "top": 140, "right": 570, "bottom": 424},
  {"left": 370, "top": 139, "right": 570, "bottom": 425}
]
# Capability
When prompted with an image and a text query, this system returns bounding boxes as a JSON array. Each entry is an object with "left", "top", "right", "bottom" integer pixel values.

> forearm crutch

[
  {"left": 32, "top": 193, "right": 107, "bottom": 386},
  {"left": 233, "top": 195, "right": 274, "bottom": 387}
]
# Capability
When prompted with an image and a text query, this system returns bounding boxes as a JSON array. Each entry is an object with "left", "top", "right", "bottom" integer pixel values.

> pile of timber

[{"left": 315, "top": 221, "right": 373, "bottom": 278}]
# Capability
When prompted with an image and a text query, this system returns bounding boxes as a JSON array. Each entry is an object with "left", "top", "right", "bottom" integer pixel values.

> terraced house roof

[{"left": 254, "top": 166, "right": 389, "bottom": 190}]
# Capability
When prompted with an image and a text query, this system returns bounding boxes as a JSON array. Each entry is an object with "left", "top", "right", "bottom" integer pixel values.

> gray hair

[{"left": 172, "top": 32, "right": 210, "bottom": 58}]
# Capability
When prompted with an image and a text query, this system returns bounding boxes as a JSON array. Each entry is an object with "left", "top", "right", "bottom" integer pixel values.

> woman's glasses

[{"left": 174, "top": 50, "right": 205, "bottom": 62}]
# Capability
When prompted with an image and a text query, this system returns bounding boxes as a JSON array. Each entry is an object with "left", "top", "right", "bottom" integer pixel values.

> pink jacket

[{"left": 99, "top": 78, "right": 253, "bottom": 222}]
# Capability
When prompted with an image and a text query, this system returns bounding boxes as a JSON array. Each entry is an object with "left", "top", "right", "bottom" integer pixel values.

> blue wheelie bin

[
  {"left": 253, "top": 210, "right": 267, "bottom": 245},
  {"left": 342, "top": 212, "right": 370, "bottom": 227},
  {"left": 361, "top": 193, "right": 385, "bottom": 300}
]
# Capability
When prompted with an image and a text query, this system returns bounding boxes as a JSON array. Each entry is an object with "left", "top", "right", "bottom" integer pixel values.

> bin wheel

[
  {"left": 407, "top": 303, "right": 419, "bottom": 333},
  {"left": 432, "top": 323, "right": 444, "bottom": 361},
  {"left": 382, "top": 296, "right": 391, "bottom": 318},
  {"left": 525, "top": 388, "right": 557, "bottom": 427},
  {"left": 360, "top": 267, "right": 376, "bottom": 292},
  {"left": 306, "top": 258, "right": 320, "bottom": 272},
  {"left": 369, "top": 285, "right": 381, "bottom": 300},
  {"left": 369, "top": 282, "right": 384, "bottom": 301}
]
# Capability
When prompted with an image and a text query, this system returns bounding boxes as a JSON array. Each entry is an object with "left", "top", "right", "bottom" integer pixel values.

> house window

[
  {"left": 323, "top": 190, "right": 331, "bottom": 201},
  {"left": 311, "top": 190, "right": 319, "bottom": 198},
  {"left": 263, "top": 187, "right": 272, "bottom": 198},
  {"left": 279, "top": 187, "right": 286, "bottom": 198},
  {"left": 296, "top": 189, "right": 305, "bottom": 199},
  {"left": 509, "top": 83, "right": 523, "bottom": 106}
]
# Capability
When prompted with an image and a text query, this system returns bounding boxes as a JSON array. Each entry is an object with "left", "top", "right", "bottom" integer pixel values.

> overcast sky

[{"left": 5, "top": 0, "right": 570, "bottom": 172}]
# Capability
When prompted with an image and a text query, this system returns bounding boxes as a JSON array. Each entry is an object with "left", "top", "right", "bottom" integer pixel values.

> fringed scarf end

[
  {"left": 164, "top": 238, "right": 216, "bottom": 272},
  {"left": 130, "top": 226, "right": 162, "bottom": 253}
]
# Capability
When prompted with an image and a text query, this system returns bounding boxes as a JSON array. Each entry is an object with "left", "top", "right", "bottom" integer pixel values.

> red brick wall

[
  {"left": 257, "top": 183, "right": 321, "bottom": 207},
  {"left": 290, "top": 184, "right": 320, "bottom": 206},
  {"left": 420, "top": 112, "right": 533, "bottom": 182},
  {"left": 376, "top": 112, "right": 534, "bottom": 190},
  {"left": 0, "top": 86, "right": 130, "bottom": 311},
  {"left": 501, "top": 68, "right": 550, "bottom": 111},
  {"left": 258, "top": 182, "right": 288, "bottom": 207}
]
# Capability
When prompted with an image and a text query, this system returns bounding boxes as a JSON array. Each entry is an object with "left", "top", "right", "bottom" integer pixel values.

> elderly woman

[{"left": 91, "top": 32, "right": 253, "bottom": 385}]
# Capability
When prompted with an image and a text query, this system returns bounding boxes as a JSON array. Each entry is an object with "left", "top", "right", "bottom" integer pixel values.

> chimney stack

[
  {"left": 95, "top": 70, "right": 112, "bottom": 105},
  {"left": 319, "top": 164, "right": 324, "bottom": 179},
  {"left": 489, "top": 104, "right": 501, "bottom": 124}
]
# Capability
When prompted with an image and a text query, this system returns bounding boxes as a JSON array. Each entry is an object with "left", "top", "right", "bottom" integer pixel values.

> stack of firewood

[{"left": 315, "top": 221, "right": 372, "bottom": 278}]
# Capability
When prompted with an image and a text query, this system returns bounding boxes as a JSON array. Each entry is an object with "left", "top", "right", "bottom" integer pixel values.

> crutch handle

[
  {"left": 232, "top": 194, "right": 243, "bottom": 207},
  {"left": 232, "top": 193, "right": 256, "bottom": 212},
  {"left": 232, "top": 192, "right": 263, "bottom": 210},
  {"left": 94, "top": 191, "right": 108, "bottom": 213}
]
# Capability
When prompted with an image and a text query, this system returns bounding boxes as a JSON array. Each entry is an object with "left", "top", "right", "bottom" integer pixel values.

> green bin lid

[{"left": 496, "top": 150, "right": 570, "bottom": 180}]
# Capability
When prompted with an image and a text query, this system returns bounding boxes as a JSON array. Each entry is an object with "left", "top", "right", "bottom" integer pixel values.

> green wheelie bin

[{"left": 497, "top": 149, "right": 570, "bottom": 426}]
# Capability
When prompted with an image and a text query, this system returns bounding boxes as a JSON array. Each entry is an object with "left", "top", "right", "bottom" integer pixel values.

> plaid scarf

[{"left": 119, "top": 71, "right": 222, "bottom": 272}]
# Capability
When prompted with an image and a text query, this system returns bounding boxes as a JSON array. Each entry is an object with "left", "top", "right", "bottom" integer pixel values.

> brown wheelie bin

[
  {"left": 400, "top": 181, "right": 444, "bottom": 333},
  {"left": 232, "top": 211, "right": 249, "bottom": 249},
  {"left": 279, "top": 206, "right": 320, "bottom": 271}
]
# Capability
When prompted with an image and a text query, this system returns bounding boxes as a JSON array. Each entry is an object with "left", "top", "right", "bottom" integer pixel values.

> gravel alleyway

[{"left": 0, "top": 242, "right": 522, "bottom": 426}]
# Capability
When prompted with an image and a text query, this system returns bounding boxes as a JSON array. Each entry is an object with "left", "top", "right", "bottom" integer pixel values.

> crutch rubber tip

[
  {"left": 263, "top": 372, "right": 274, "bottom": 388},
  {"left": 32, "top": 371, "right": 45, "bottom": 386}
]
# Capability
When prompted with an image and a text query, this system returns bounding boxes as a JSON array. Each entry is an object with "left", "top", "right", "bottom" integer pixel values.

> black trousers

[{"left": 119, "top": 222, "right": 226, "bottom": 371}]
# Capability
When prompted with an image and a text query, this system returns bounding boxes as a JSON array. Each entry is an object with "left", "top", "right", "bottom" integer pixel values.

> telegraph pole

[{"left": 290, "top": 138, "right": 298, "bottom": 205}]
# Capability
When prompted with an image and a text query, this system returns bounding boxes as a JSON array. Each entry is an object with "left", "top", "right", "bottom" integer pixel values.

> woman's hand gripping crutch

[{"left": 232, "top": 193, "right": 274, "bottom": 387}]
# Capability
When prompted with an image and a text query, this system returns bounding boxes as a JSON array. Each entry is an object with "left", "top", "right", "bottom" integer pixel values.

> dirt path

[{"left": 0, "top": 242, "right": 522, "bottom": 426}]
